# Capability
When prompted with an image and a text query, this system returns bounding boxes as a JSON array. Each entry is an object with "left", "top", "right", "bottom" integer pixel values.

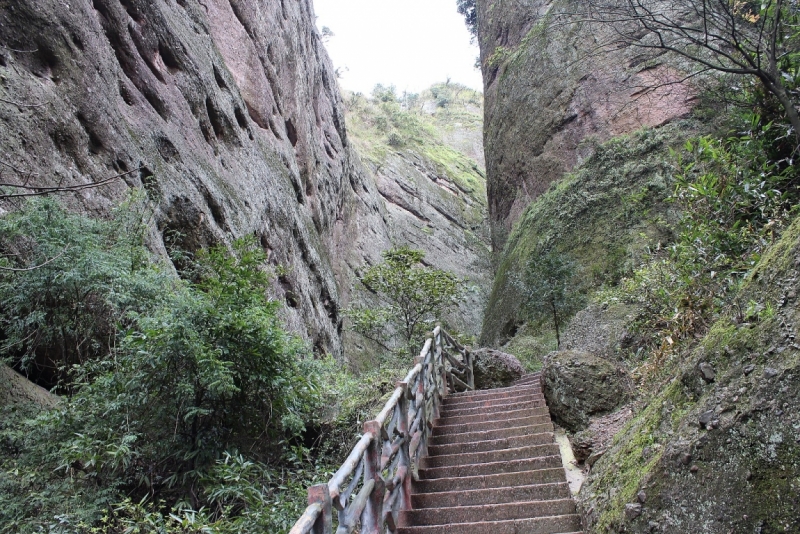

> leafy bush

[
  {"left": 0, "top": 194, "right": 166, "bottom": 385},
  {"left": 619, "top": 119, "right": 800, "bottom": 368},
  {"left": 0, "top": 198, "right": 320, "bottom": 532},
  {"left": 349, "top": 247, "right": 463, "bottom": 357}
]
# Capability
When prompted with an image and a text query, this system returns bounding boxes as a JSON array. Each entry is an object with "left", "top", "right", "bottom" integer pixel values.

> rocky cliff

[
  {"left": 344, "top": 86, "right": 490, "bottom": 351},
  {"left": 474, "top": 1, "right": 800, "bottom": 531},
  {"left": 477, "top": 0, "right": 695, "bottom": 252},
  {"left": 0, "top": 0, "right": 490, "bottom": 363},
  {"left": 476, "top": 0, "right": 696, "bottom": 345}
]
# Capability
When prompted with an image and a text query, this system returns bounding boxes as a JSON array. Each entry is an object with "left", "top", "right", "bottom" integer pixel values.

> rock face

[
  {"left": 475, "top": 0, "right": 695, "bottom": 252},
  {"left": 576, "top": 220, "right": 800, "bottom": 533},
  {"left": 0, "top": 1, "right": 491, "bottom": 362},
  {"left": 0, "top": 365, "right": 57, "bottom": 410},
  {"left": 542, "top": 350, "right": 631, "bottom": 432},
  {"left": 0, "top": 0, "right": 384, "bottom": 358},
  {"left": 471, "top": 348, "right": 524, "bottom": 389},
  {"left": 560, "top": 304, "right": 638, "bottom": 361},
  {"left": 342, "top": 88, "right": 492, "bottom": 354}
]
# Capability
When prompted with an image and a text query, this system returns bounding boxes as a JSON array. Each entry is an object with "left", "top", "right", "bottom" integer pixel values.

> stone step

[
  {"left": 436, "top": 406, "right": 551, "bottom": 426},
  {"left": 441, "top": 391, "right": 545, "bottom": 411},
  {"left": 396, "top": 514, "right": 583, "bottom": 533},
  {"left": 440, "top": 398, "right": 548, "bottom": 418},
  {"left": 428, "top": 431, "right": 555, "bottom": 456},
  {"left": 420, "top": 443, "right": 560, "bottom": 469},
  {"left": 411, "top": 482, "right": 571, "bottom": 508},
  {"left": 413, "top": 467, "right": 568, "bottom": 494},
  {"left": 429, "top": 422, "right": 554, "bottom": 446},
  {"left": 448, "top": 382, "right": 540, "bottom": 399},
  {"left": 444, "top": 386, "right": 541, "bottom": 405},
  {"left": 513, "top": 374, "right": 542, "bottom": 385},
  {"left": 419, "top": 455, "right": 562, "bottom": 480},
  {"left": 432, "top": 414, "right": 552, "bottom": 435},
  {"left": 399, "top": 499, "right": 577, "bottom": 527}
]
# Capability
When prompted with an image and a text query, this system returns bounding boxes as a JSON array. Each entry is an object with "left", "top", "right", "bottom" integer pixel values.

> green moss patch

[{"left": 482, "top": 123, "right": 698, "bottom": 345}]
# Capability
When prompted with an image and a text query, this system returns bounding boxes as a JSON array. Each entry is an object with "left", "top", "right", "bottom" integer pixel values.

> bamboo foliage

[{"left": 289, "top": 325, "right": 474, "bottom": 534}]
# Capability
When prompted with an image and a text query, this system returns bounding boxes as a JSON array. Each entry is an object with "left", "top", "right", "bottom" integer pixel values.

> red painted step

[
  {"left": 412, "top": 467, "right": 569, "bottom": 493},
  {"left": 429, "top": 422, "right": 554, "bottom": 446},
  {"left": 398, "top": 498, "right": 577, "bottom": 526},
  {"left": 432, "top": 413, "right": 553, "bottom": 434},
  {"left": 401, "top": 374, "right": 582, "bottom": 534},
  {"left": 436, "top": 406, "right": 551, "bottom": 426},
  {"left": 427, "top": 431, "right": 555, "bottom": 456},
  {"left": 396, "top": 515, "right": 583, "bottom": 534},
  {"left": 420, "top": 443, "right": 561, "bottom": 469},
  {"left": 411, "top": 482, "right": 571, "bottom": 508}
]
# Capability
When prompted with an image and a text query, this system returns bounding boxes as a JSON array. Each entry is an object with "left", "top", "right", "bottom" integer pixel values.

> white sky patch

[{"left": 313, "top": 0, "right": 483, "bottom": 95}]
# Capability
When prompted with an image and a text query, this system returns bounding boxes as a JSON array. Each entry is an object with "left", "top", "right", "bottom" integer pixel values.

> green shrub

[
  {"left": 620, "top": 119, "right": 800, "bottom": 360},
  {"left": 0, "top": 194, "right": 167, "bottom": 383},
  {"left": 0, "top": 198, "right": 319, "bottom": 532}
]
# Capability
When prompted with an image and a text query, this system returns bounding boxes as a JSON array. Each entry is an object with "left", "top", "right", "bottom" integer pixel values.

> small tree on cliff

[
  {"left": 348, "top": 247, "right": 463, "bottom": 357},
  {"left": 518, "top": 249, "right": 579, "bottom": 349}
]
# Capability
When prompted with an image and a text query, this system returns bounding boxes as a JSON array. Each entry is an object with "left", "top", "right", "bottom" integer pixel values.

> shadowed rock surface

[
  {"left": 476, "top": 0, "right": 695, "bottom": 252},
  {"left": 0, "top": 365, "right": 57, "bottom": 410},
  {"left": 472, "top": 348, "right": 524, "bottom": 389},
  {"left": 0, "top": 0, "right": 386, "bottom": 359},
  {"left": 542, "top": 350, "right": 631, "bottom": 432}
]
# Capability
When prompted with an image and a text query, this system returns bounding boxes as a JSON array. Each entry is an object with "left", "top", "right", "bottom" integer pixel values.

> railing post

[
  {"left": 411, "top": 354, "right": 427, "bottom": 479},
  {"left": 466, "top": 347, "right": 475, "bottom": 390},
  {"left": 395, "top": 381, "right": 412, "bottom": 514},
  {"left": 307, "top": 484, "right": 332, "bottom": 534},
  {"left": 361, "top": 421, "right": 384, "bottom": 534},
  {"left": 435, "top": 326, "right": 447, "bottom": 402}
]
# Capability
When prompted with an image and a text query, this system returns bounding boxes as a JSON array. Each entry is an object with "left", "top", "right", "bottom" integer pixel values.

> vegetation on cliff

[
  {"left": 345, "top": 82, "right": 486, "bottom": 205},
  {"left": 0, "top": 196, "right": 406, "bottom": 533},
  {"left": 484, "top": 9, "right": 800, "bottom": 525}
]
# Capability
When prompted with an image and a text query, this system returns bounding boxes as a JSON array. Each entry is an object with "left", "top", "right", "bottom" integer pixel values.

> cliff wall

[
  {"left": 0, "top": 0, "right": 385, "bottom": 358},
  {"left": 476, "top": 0, "right": 695, "bottom": 344},
  {"left": 0, "top": 0, "right": 491, "bottom": 362},
  {"left": 477, "top": 0, "right": 694, "bottom": 252},
  {"left": 475, "top": 1, "right": 800, "bottom": 531}
]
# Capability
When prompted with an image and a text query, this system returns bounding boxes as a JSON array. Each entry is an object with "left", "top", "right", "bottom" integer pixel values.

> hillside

[{"left": 472, "top": 0, "right": 800, "bottom": 531}]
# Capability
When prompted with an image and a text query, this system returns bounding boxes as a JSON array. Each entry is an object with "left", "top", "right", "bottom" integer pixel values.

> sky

[{"left": 312, "top": 0, "right": 483, "bottom": 95}]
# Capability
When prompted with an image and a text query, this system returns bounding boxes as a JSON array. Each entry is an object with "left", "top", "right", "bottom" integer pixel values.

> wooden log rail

[{"left": 289, "top": 325, "right": 475, "bottom": 534}]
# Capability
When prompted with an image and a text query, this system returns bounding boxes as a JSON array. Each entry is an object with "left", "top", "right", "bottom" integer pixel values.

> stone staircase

[{"left": 397, "top": 373, "right": 583, "bottom": 534}]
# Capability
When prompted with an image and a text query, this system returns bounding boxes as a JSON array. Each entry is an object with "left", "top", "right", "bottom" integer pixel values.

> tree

[
  {"left": 580, "top": 0, "right": 800, "bottom": 143},
  {"left": 350, "top": 247, "right": 463, "bottom": 356},
  {"left": 518, "top": 249, "right": 579, "bottom": 348},
  {"left": 456, "top": 0, "right": 478, "bottom": 39}
]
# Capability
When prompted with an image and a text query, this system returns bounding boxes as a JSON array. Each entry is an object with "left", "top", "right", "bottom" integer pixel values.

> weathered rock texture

[
  {"left": 471, "top": 347, "right": 524, "bottom": 389},
  {"left": 542, "top": 350, "right": 630, "bottom": 432},
  {"left": 476, "top": 0, "right": 695, "bottom": 252},
  {"left": 560, "top": 303, "right": 638, "bottom": 361},
  {"left": 0, "top": 0, "right": 386, "bottom": 358},
  {"left": 0, "top": 0, "right": 490, "bottom": 362},
  {"left": 480, "top": 124, "right": 688, "bottom": 345},
  {"left": 0, "top": 364, "right": 57, "bottom": 410},
  {"left": 578, "top": 218, "right": 800, "bottom": 532},
  {"left": 343, "top": 88, "right": 492, "bottom": 351}
]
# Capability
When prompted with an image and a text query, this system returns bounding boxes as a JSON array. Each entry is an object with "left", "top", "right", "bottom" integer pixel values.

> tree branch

[
  {"left": 0, "top": 168, "right": 141, "bottom": 199},
  {"left": 0, "top": 247, "right": 70, "bottom": 272}
]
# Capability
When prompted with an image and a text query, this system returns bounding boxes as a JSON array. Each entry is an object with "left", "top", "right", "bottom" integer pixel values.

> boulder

[
  {"left": 471, "top": 348, "right": 524, "bottom": 389},
  {"left": 542, "top": 350, "right": 630, "bottom": 432}
]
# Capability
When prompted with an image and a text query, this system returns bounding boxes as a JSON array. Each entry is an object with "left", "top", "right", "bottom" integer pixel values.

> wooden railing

[{"left": 289, "top": 325, "right": 474, "bottom": 534}]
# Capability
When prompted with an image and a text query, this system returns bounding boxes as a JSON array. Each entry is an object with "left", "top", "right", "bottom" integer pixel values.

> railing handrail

[{"left": 289, "top": 325, "right": 474, "bottom": 534}]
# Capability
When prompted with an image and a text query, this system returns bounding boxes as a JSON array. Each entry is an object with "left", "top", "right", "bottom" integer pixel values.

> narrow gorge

[{"left": 1, "top": 0, "right": 799, "bottom": 532}]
